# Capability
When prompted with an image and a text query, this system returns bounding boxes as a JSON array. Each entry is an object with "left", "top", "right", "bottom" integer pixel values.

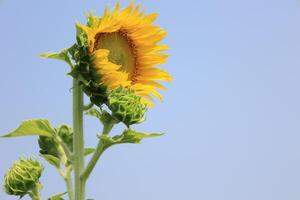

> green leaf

[
  {"left": 2, "top": 119, "right": 54, "bottom": 138},
  {"left": 85, "top": 108, "right": 118, "bottom": 125},
  {"left": 85, "top": 108, "right": 102, "bottom": 119},
  {"left": 117, "top": 129, "right": 164, "bottom": 144},
  {"left": 48, "top": 192, "right": 67, "bottom": 200},
  {"left": 98, "top": 129, "right": 163, "bottom": 148},
  {"left": 84, "top": 148, "right": 95, "bottom": 156},
  {"left": 40, "top": 48, "right": 73, "bottom": 68},
  {"left": 41, "top": 154, "right": 60, "bottom": 168}
]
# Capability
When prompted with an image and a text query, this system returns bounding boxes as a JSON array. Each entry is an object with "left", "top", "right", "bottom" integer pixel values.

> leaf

[
  {"left": 84, "top": 148, "right": 95, "bottom": 156},
  {"left": 117, "top": 129, "right": 164, "bottom": 144},
  {"left": 40, "top": 48, "right": 73, "bottom": 68},
  {"left": 98, "top": 129, "right": 163, "bottom": 148},
  {"left": 85, "top": 108, "right": 118, "bottom": 125},
  {"left": 48, "top": 192, "right": 67, "bottom": 200},
  {"left": 41, "top": 154, "right": 60, "bottom": 168},
  {"left": 2, "top": 119, "right": 54, "bottom": 138},
  {"left": 85, "top": 108, "right": 102, "bottom": 119}
]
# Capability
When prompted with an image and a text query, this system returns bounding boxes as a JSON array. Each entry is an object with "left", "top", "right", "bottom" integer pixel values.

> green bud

[
  {"left": 107, "top": 87, "right": 147, "bottom": 126},
  {"left": 38, "top": 125, "right": 73, "bottom": 157},
  {"left": 56, "top": 125, "right": 73, "bottom": 152},
  {"left": 4, "top": 158, "right": 43, "bottom": 197},
  {"left": 38, "top": 135, "right": 58, "bottom": 157}
]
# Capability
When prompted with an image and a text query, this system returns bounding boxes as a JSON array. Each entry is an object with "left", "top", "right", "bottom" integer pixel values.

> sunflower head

[
  {"left": 67, "top": 1, "right": 172, "bottom": 107},
  {"left": 107, "top": 87, "right": 147, "bottom": 126},
  {"left": 42, "top": 2, "right": 172, "bottom": 107},
  {"left": 4, "top": 158, "right": 43, "bottom": 197}
]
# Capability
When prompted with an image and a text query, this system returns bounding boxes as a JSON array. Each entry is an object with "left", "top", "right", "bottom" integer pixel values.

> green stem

[
  {"left": 73, "top": 79, "right": 85, "bottom": 200},
  {"left": 80, "top": 140, "right": 104, "bottom": 182},
  {"left": 81, "top": 124, "right": 113, "bottom": 182},
  {"left": 60, "top": 139, "right": 73, "bottom": 162},
  {"left": 55, "top": 135, "right": 73, "bottom": 163},
  {"left": 64, "top": 167, "right": 74, "bottom": 200},
  {"left": 29, "top": 183, "right": 42, "bottom": 200},
  {"left": 56, "top": 136, "right": 74, "bottom": 200}
]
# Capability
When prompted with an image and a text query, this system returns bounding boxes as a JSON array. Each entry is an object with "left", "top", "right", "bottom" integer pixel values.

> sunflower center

[{"left": 94, "top": 31, "right": 136, "bottom": 79}]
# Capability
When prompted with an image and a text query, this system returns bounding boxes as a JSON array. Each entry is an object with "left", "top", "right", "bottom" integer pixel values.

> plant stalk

[
  {"left": 81, "top": 123, "right": 114, "bottom": 182},
  {"left": 29, "top": 183, "right": 42, "bottom": 200},
  {"left": 56, "top": 135, "right": 74, "bottom": 200},
  {"left": 64, "top": 169, "right": 74, "bottom": 200},
  {"left": 81, "top": 140, "right": 104, "bottom": 182},
  {"left": 73, "top": 79, "right": 85, "bottom": 200}
]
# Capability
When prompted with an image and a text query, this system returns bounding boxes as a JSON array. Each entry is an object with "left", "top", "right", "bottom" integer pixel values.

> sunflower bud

[
  {"left": 38, "top": 125, "right": 73, "bottom": 157},
  {"left": 107, "top": 87, "right": 147, "bottom": 126},
  {"left": 4, "top": 158, "right": 43, "bottom": 197}
]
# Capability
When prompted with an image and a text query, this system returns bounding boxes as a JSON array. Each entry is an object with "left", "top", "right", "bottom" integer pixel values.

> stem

[
  {"left": 56, "top": 136, "right": 74, "bottom": 200},
  {"left": 29, "top": 183, "right": 42, "bottom": 200},
  {"left": 80, "top": 140, "right": 104, "bottom": 182},
  {"left": 81, "top": 124, "right": 114, "bottom": 182},
  {"left": 60, "top": 140, "right": 73, "bottom": 162},
  {"left": 55, "top": 135, "right": 73, "bottom": 163},
  {"left": 73, "top": 79, "right": 85, "bottom": 200},
  {"left": 64, "top": 167, "right": 74, "bottom": 200}
]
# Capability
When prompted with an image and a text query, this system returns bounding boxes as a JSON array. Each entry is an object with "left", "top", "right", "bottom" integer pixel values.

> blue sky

[{"left": 1, "top": 0, "right": 300, "bottom": 199}]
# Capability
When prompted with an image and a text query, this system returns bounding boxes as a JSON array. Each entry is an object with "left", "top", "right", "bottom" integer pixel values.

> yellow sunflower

[{"left": 78, "top": 1, "right": 172, "bottom": 106}]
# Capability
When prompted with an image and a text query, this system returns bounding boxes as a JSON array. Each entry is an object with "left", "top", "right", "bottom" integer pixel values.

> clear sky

[{"left": 1, "top": 0, "right": 300, "bottom": 199}]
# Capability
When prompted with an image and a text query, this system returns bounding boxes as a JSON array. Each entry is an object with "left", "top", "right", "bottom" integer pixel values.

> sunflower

[{"left": 77, "top": 1, "right": 172, "bottom": 106}]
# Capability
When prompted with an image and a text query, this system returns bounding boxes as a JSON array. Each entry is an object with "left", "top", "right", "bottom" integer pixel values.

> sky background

[{"left": 1, "top": 0, "right": 300, "bottom": 199}]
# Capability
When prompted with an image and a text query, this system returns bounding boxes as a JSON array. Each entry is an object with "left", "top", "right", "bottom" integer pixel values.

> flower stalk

[
  {"left": 72, "top": 79, "right": 85, "bottom": 200},
  {"left": 81, "top": 122, "right": 114, "bottom": 182},
  {"left": 64, "top": 167, "right": 74, "bottom": 200},
  {"left": 28, "top": 183, "right": 42, "bottom": 200}
]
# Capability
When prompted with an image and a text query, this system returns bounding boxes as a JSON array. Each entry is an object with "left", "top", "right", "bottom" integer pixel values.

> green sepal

[
  {"left": 75, "top": 23, "right": 88, "bottom": 46},
  {"left": 40, "top": 154, "right": 60, "bottom": 169},
  {"left": 2, "top": 119, "right": 55, "bottom": 138},
  {"left": 67, "top": 68, "right": 90, "bottom": 86},
  {"left": 72, "top": 23, "right": 108, "bottom": 106},
  {"left": 40, "top": 48, "right": 73, "bottom": 68},
  {"left": 48, "top": 192, "right": 67, "bottom": 200},
  {"left": 98, "top": 129, "right": 163, "bottom": 148}
]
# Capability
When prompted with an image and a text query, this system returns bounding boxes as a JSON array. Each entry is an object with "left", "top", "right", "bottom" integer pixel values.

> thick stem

[
  {"left": 73, "top": 79, "right": 85, "bottom": 200},
  {"left": 81, "top": 124, "right": 114, "bottom": 182}
]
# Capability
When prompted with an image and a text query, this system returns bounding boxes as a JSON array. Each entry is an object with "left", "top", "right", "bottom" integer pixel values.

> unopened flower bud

[
  {"left": 38, "top": 125, "right": 73, "bottom": 157},
  {"left": 4, "top": 158, "right": 43, "bottom": 197},
  {"left": 107, "top": 87, "right": 147, "bottom": 126}
]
